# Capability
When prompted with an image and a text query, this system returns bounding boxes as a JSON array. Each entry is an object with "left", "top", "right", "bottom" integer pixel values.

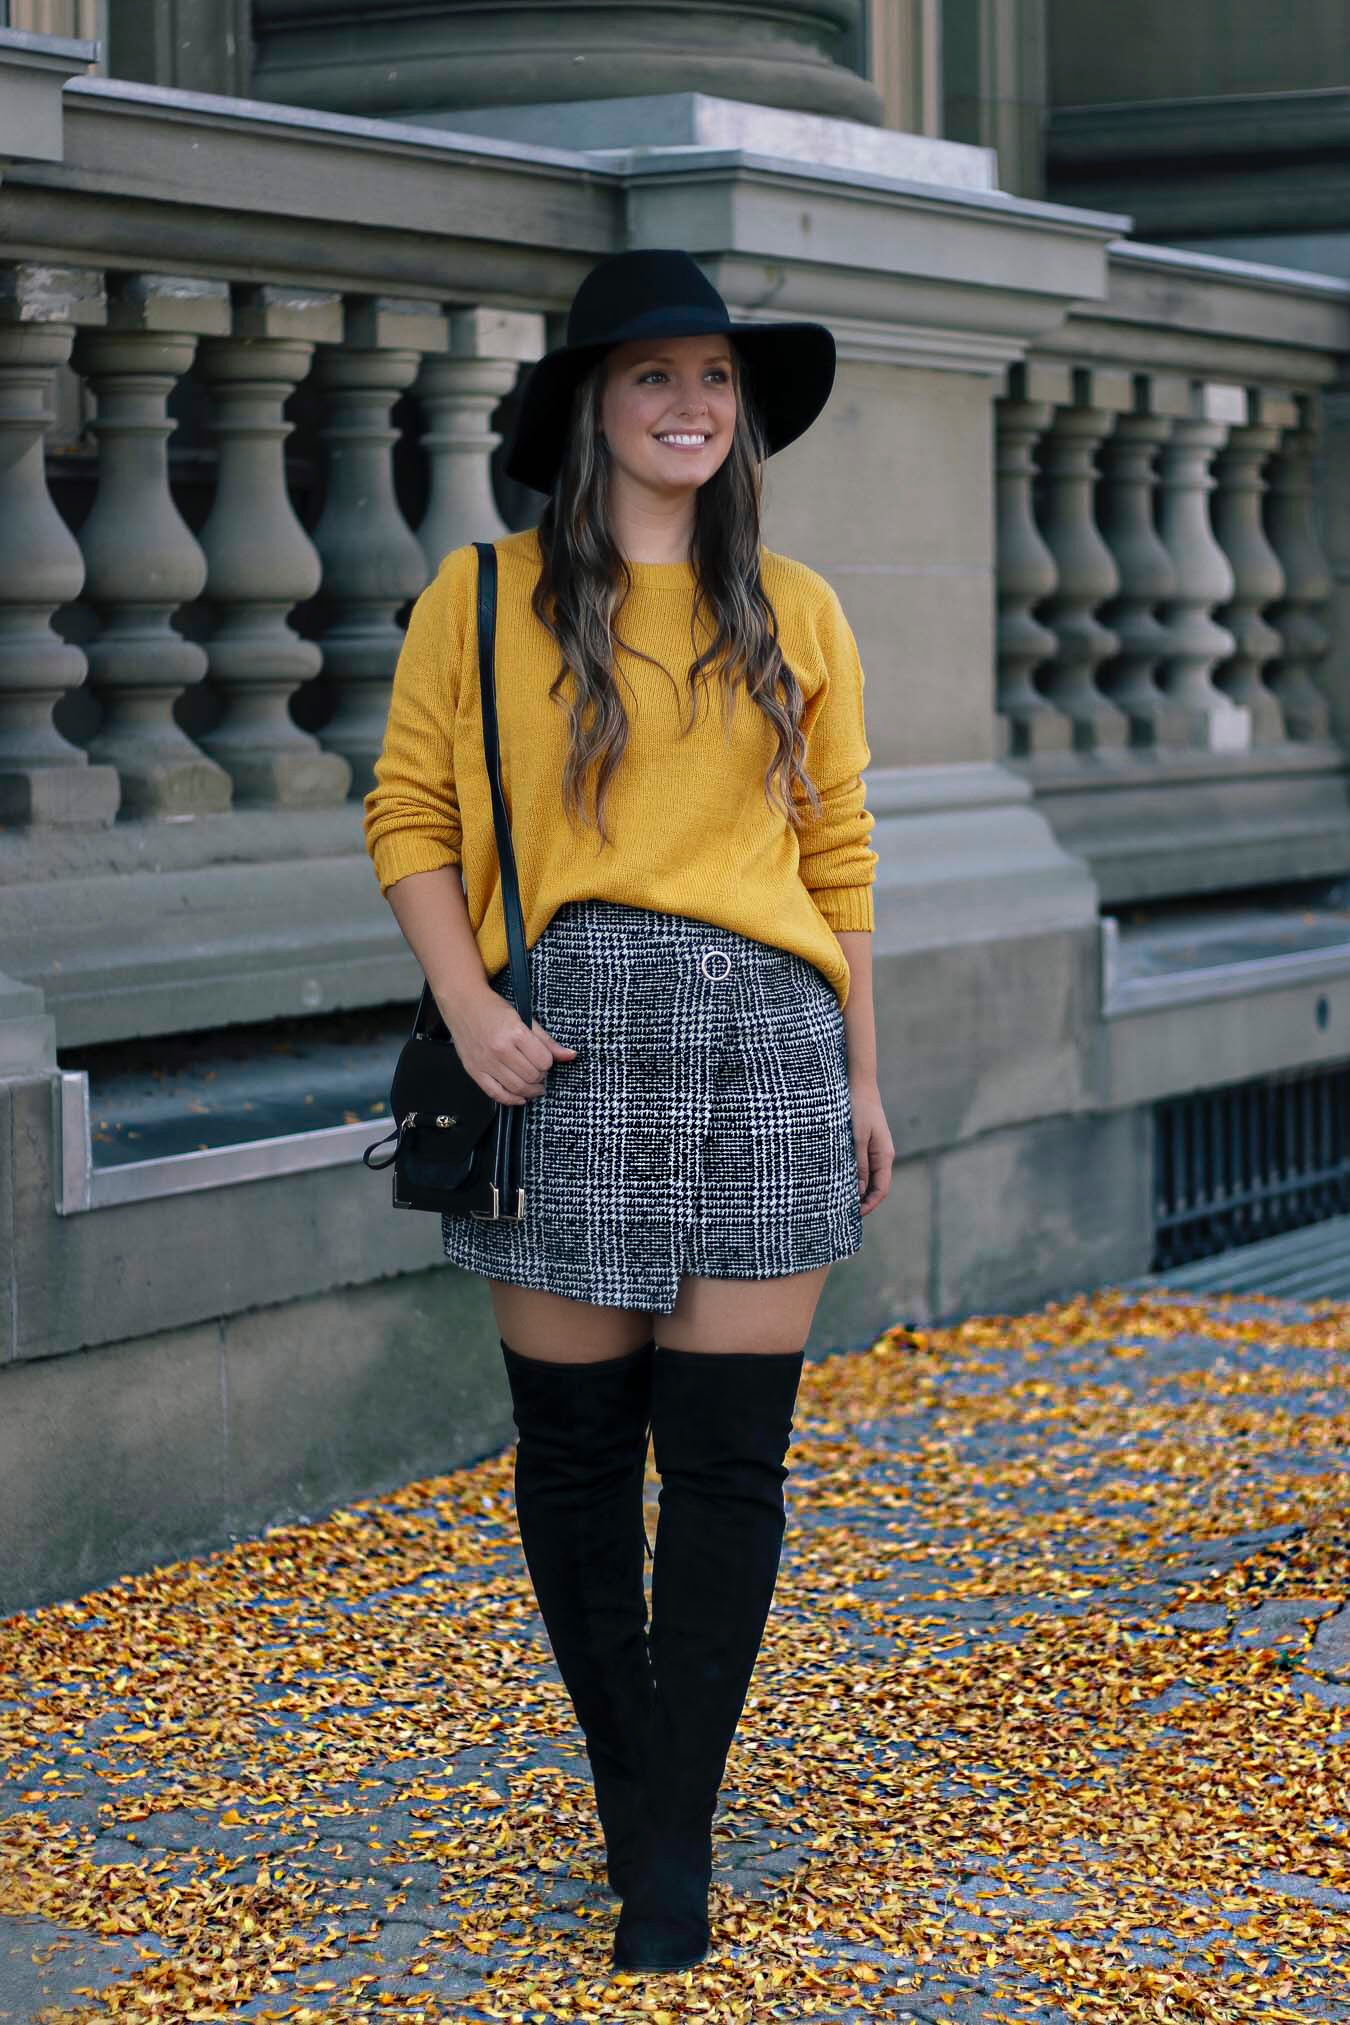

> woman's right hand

[{"left": 441, "top": 987, "right": 578, "bottom": 1107}]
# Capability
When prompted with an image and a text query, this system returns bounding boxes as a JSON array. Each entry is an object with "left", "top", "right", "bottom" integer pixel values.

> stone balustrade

[
  {"left": 9, "top": 222, "right": 1345, "bottom": 922},
  {"left": 21, "top": 246, "right": 1348, "bottom": 890},
  {"left": 995, "top": 243, "right": 1350, "bottom": 901},
  {"left": 0, "top": 263, "right": 540, "bottom": 831}
]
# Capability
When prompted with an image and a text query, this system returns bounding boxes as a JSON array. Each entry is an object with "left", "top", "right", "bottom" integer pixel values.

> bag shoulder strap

[{"left": 474, "top": 541, "right": 532, "bottom": 1028}]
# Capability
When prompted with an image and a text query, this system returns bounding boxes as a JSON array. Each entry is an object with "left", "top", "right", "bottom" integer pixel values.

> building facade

[{"left": 4, "top": 0, "right": 1350, "bottom": 1610}]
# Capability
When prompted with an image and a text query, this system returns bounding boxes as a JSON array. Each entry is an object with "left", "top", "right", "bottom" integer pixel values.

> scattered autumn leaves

[{"left": 1, "top": 1287, "right": 1346, "bottom": 2023}]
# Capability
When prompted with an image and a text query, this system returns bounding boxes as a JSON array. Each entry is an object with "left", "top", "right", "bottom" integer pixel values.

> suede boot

[
  {"left": 611, "top": 1346, "right": 805, "bottom": 1973},
  {"left": 500, "top": 1337, "right": 656, "bottom": 1895}
]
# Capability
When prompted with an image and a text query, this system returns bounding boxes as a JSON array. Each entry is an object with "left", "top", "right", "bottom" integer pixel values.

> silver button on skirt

[{"left": 440, "top": 897, "right": 863, "bottom": 1314}]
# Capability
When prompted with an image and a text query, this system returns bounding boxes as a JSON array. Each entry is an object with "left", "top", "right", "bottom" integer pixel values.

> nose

[{"left": 673, "top": 381, "right": 712, "bottom": 418}]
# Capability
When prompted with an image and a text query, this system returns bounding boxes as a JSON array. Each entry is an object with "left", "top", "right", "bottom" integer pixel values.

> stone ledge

[
  {"left": 3, "top": 837, "right": 418, "bottom": 1047},
  {"left": 428, "top": 90, "right": 998, "bottom": 192},
  {"left": 1020, "top": 744, "right": 1350, "bottom": 907}
]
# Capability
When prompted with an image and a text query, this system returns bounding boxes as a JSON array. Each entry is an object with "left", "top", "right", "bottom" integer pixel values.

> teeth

[{"left": 657, "top": 434, "right": 708, "bottom": 445}]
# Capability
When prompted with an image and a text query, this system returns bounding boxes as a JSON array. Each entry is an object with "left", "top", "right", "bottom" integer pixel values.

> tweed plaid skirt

[{"left": 440, "top": 897, "right": 863, "bottom": 1313}]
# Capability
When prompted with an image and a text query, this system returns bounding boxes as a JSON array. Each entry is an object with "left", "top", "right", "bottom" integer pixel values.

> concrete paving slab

[{"left": 3, "top": 1286, "right": 1349, "bottom": 2021}]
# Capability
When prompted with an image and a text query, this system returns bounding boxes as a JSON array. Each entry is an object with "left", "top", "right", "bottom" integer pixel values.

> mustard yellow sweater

[{"left": 363, "top": 527, "right": 877, "bottom": 1012}]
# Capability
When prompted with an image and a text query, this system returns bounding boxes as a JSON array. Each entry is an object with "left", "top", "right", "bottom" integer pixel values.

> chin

[
  {"left": 640, "top": 464, "right": 707, "bottom": 493},
  {"left": 645, "top": 451, "right": 726, "bottom": 486}
]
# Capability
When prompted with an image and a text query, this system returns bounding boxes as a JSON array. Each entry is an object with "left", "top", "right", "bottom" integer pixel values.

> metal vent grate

[{"left": 1153, "top": 1063, "right": 1350, "bottom": 1271}]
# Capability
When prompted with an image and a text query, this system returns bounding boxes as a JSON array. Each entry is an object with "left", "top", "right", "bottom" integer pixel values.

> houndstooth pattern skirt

[{"left": 440, "top": 897, "right": 863, "bottom": 1314}]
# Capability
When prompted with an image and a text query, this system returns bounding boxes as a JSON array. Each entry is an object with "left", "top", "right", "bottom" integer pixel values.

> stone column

[
  {"left": 415, "top": 308, "right": 546, "bottom": 574},
  {"left": 69, "top": 276, "right": 234, "bottom": 819},
  {"left": 311, "top": 298, "right": 444, "bottom": 798},
  {"left": 994, "top": 363, "right": 1062, "bottom": 759},
  {"left": 1155, "top": 385, "right": 1249, "bottom": 753},
  {"left": 195, "top": 286, "right": 352, "bottom": 807},
  {"left": 1210, "top": 388, "right": 1293, "bottom": 748},
  {"left": 1264, "top": 391, "right": 1333, "bottom": 744},
  {"left": 1033, "top": 368, "right": 1129, "bottom": 754},
  {"left": 1094, "top": 387, "right": 1187, "bottom": 750},
  {"left": 250, "top": 0, "right": 885, "bottom": 126},
  {"left": 0, "top": 264, "right": 119, "bottom": 828},
  {"left": 942, "top": 0, "right": 1049, "bottom": 201}
]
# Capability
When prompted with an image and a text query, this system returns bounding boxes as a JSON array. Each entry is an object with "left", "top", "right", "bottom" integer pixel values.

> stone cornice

[
  {"left": 0, "top": 76, "right": 1133, "bottom": 369},
  {"left": 620, "top": 144, "right": 1128, "bottom": 241},
  {"left": 630, "top": 158, "right": 1126, "bottom": 369},
  {"left": 1, "top": 76, "right": 619, "bottom": 308}
]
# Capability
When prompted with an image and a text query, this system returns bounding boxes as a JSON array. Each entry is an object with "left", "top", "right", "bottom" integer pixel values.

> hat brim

[{"left": 501, "top": 321, "right": 836, "bottom": 496}]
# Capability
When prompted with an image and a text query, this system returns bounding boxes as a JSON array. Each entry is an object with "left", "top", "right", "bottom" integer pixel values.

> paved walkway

[{"left": 1, "top": 1286, "right": 1347, "bottom": 2024}]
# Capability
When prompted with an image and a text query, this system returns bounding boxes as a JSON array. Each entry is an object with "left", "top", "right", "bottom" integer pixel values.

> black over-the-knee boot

[
  {"left": 500, "top": 1338, "right": 656, "bottom": 1895},
  {"left": 612, "top": 1346, "right": 805, "bottom": 1973}
]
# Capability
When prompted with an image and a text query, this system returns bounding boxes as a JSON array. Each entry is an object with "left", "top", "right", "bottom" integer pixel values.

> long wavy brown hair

[{"left": 528, "top": 344, "right": 825, "bottom": 854}]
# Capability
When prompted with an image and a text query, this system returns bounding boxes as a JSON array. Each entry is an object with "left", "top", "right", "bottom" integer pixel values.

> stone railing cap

[
  {"left": 0, "top": 25, "right": 99, "bottom": 70},
  {"left": 1111, "top": 235, "right": 1350, "bottom": 303},
  {"left": 63, "top": 73, "right": 604, "bottom": 175}
]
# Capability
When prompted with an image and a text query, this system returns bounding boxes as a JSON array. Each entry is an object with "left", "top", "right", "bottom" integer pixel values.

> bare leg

[
  {"left": 488, "top": 1281, "right": 657, "bottom": 1363},
  {"left": 655, "top": 1263, "right": 833, "bottom": 1354}
]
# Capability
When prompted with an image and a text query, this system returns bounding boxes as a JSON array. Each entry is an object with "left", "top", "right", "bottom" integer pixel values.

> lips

[{"left": 654, "top": 433, "right": 711, "bottom": 449}]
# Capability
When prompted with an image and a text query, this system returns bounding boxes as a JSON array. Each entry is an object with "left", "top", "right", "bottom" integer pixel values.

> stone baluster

[
  {"left": 1094, "top": 379, "right": 1189, "bottom": 750},
  {"left": 195, "top": 286, "right": 352, "bottom": 806},
  {"left": 311, "top": 298, "right": 444, "bottom": 797},
  {"left": 70, "top": 276, "right": 234, "bottom": 819},
  {"left": 415, "top": 307, "right": 547, "bottom": 572},
  {"left": 994, "top": 362, "right": 1063, "bottom": 760},
  {"left": 1264, "top": 391, "right": 1333, "bottom": 743},
  {"left": 1154, "top": 383, "right": 1249, "bottom": 752},
  {"left": 1209, "top": 388, "right": 1294, "bottom": 747},
  {"left": 1033, "top": 368, "right": 1130, "bottom": 754},
  {"left": 0, "top": 264, "right": 119, "bottom": 828}
]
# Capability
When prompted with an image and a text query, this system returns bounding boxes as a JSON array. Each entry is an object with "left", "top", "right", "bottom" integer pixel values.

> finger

[
  {"left": 480, "top": 1075, "right": 524, "bottom": 1107},
  {"left": 497, "top": 1056, "right": 547, "bottom": 1099},
  {"left": 513, "top": 1032, "right": 557, "bottom": 1078},
  {"left": 522, "top": 1025, "right": 564, "bottom": 1072},
  {"left": 535, "top": 1022, "right": 578, "bottom": 1057}
]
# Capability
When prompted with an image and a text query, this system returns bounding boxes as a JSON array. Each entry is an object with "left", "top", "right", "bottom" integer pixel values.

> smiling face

[{"left": 598, "top": 333, "right": 739, "bottom": 499}]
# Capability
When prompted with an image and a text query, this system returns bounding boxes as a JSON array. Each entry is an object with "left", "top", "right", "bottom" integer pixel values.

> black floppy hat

[{"left": 502, "top": 248, "right": 837, "bottom": 496}]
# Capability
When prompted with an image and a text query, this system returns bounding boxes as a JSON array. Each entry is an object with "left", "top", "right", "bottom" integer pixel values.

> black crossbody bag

[{"left": 362, "top": 541, "right": 531, "bottom": 1221}]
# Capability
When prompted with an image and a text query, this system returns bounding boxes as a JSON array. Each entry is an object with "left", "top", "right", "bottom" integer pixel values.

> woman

[{"left": 363, "top": 248, "right": 894, "bottom": 1974}]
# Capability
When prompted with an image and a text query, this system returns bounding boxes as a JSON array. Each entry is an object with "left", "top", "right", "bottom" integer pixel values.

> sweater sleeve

[
  {"left": 793, "top": 582, "right": 879, "bottom": 932},
  {"left": 362, "top": 546, "right": 473, "bottom": 895}
]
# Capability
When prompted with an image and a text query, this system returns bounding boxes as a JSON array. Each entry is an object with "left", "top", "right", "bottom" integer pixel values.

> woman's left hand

[{"left": 850, "top": 1078, "right": 894, "bottom": 1216}]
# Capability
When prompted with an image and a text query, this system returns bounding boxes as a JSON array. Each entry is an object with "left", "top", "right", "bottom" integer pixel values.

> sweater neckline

[
  {"left": 520, "top": 526, "right": 696, "bottom": 590},
  {"left": 622, "top": 555, "right": 696, "bottom": 589}
]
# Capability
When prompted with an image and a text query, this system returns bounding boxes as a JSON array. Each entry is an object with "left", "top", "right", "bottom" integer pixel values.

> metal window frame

[{"left": 52, "top": 1068, "right": 382, "bottom": 1215}]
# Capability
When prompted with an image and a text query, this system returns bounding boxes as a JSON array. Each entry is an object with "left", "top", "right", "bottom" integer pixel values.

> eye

[{"left": 638, "top": 368, "right": 731, "bottom": 384}]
